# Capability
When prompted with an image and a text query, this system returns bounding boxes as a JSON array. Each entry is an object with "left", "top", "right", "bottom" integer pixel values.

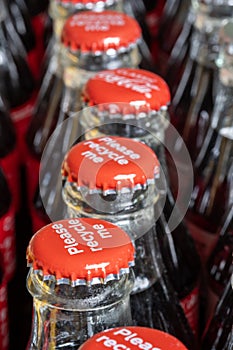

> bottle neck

[
  {"left": 62, "top": 45, "right": 141, "bottom": 86},
  {"left": 27, "top": 268, "right": 134, "bottom": 349},
  {"left": 190, "top": 3, "right": 233, "bottom": 66},
  {"left": 80, "top": 106, "right": 168, "bottom": 147},
  {"left": 63, "top": 186, "right": 166, "bottom": 292}
]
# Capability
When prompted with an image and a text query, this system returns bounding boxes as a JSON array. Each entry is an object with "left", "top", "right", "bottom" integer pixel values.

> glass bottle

[
  {"left": 195, "top": 17, "right": 233, "bottom": 169},
  {"left": 186, "top": 125, "right": 233, "bottom": 265},
  {"left": 143, "top": 0, "right": 166, "bottom": 64},
  {"left": 168, "top": 1, "right": 233, "bottom": 200},
  {"left": 8, "top": 0, "right": 39, "bottom": 80},
  {"left": 78, "top": 326, "right": 188, "bottom": 350},
  {"left": 26, "top": 9, "right": 142, "bottom": 233},
  {"left": 26, "top": 217, "right": 135, "bottom": 349},
  {"left": 61, "top": 136, "right": 197, "bottom": 349},
  {"left": 184, "top": 82, "right": 233, "bottom": 333},
  {"left": 0, "top": 0, "right": 36, "bottom": 167},
  {"left": 45, "top": 0, "right": 152, "bottom": 73},
  {"left": 25, "top": 0, "right": 49, "bottom": 80},
  {"left": 185, "top": 16, "right": 233, "bottom": 266},
  {"left": 155, "top": 0, "right": 193, "bottom": 87},
  {"left": 205, "top": 205, "right": 233, "bottom": 322},
  {"left": 122, "top": 0, "right": 154, "bottom": 72},
  {"left": 163, "top": 1, "right": 196, "bottom": 99},
  {"left": 77, "top": 67, "right": 201, "bottom": 336},
  {"left": 201, "top": 274, "right": 233, "bottom": 350},
  {"left": 42, "top": 0, "right": 124, "bottom": 76}
]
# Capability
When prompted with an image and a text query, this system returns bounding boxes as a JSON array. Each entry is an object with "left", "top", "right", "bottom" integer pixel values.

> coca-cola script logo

[{"left": 96, "top": 71, "right": 160, "bottom": 99}]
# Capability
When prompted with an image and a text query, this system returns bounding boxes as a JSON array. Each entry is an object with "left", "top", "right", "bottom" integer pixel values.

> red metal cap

[
  {"left": 27, "top": 218, "right": 135, "bottom": 285},
  {"left": 61, "top": 11, "right": 142, "bottom": 53},
  {"left": 57, "top": 0, "right": 118, "bottom": 6},
  {"left": 62, "top": 136, "right": 160, "bottom": 194},
  {"left": 79, "top": 327, "right": 188, "bottom": 349},
  {"left": 83, "top": 68, "right": 171, "bottom": 112}
]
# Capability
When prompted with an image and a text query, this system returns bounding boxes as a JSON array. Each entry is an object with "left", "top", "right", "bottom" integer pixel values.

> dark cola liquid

[
  {"left": 24, "top": 0, "right": 49, "bottom": 80},
  {"left": 156, "top": 201, "right": 200, "bottom": 300},
  {"left": 0, "top": 101, "right": 16, "bottom": 158},
  {"left": 169, "top": 58, "right": 215, "bottom": 162},
  {"left": 156, "top": 197, "right": 201, "bottom": 336},
  {"left": 25, "top": 0, "right": 48, "bottom": 17},
  {"left": 155, "top": 0, "right": 192, "bottom": 79},
  {"left": 164, "top": 16, "right": 194, "bottom": 98},
  {"left": 26, "top": 73, "right": 64, "bottom": 159},
  {"left": 32, "top": 184, "right": 51, "bottom": 229},
  {"left": 186, "top": 188, "right": 229, "bottom": 266},
  {"left": 126, "top": 0, "right": 155, "bottom": 72},
  {"left": 130, "top": 271, "right": 197, "bottom": 350},
  {"left": 207, "top": 206, "right": 233, "bottom": 295},
  {"left": 205, "top": 206, "right": 233, "bottom": 321},
  {"left": 186, "top": 133, "right": 232, "bottom": 253},
  {"left": 0, "top": 99, "right": 18, "bottom": 211},
  {"left": 0, "top": 168, "right": 11, "bottom": 217},
  {"left": 0, "top": 18, "right": 35, "bottom": 108},
  {"left": 201, "top": 279, "right": 233, "bottom": 350}
]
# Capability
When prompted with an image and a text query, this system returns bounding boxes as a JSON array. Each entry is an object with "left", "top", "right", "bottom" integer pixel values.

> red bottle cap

[
  {"left": 62, "top": 136, "right": 160, "bottom": 194},
  {"left": 61, "top": 11, "right": 141, "bottom": 53},
  {"left": 79, "top": 327, "right": 188, "bottom": 349},
  {"left": 27, "top": 218, "right": 135, "bottom": 285},
  {"left": 57, "top": 0, "right": 119, "bottom": 7},
  {"left": 83, "top": 68, "right": 171, "bottom": 112}
]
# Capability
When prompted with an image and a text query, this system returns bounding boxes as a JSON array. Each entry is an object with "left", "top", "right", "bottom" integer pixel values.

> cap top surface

[
  {"left": 83, "top": 68, "right": 171, "bottom": 112},
  {"left": 27, "top": 218, "right": 134, "bottom": 285},
  {"left": 62, "top": 136, "right": 160, "bottom": 193},
  {"left": 62, "top": 11, "right": 141, "bottom": 52}
]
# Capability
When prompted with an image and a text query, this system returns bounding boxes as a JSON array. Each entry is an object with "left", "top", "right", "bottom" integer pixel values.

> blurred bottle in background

[
  {"left": 143, "top": 0, "right": 166, "bottom": 64},
  {"left": 201, "top": 274, "right": 233, "bottom": 350},
  {"left": 0, "top": 0, "right": 36, "bottom": 169},
  {"left": 167, "top": 3, "right": 233, "bottom": 221},
  {"left": 205, "top": 205, "right": 233, "bottom": 323},
  {"left": 185, "top": 17, "right": 233, "bottom": 266},
  {"left": 155, "top": 0, "right": 194, "bottom": 94}
]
